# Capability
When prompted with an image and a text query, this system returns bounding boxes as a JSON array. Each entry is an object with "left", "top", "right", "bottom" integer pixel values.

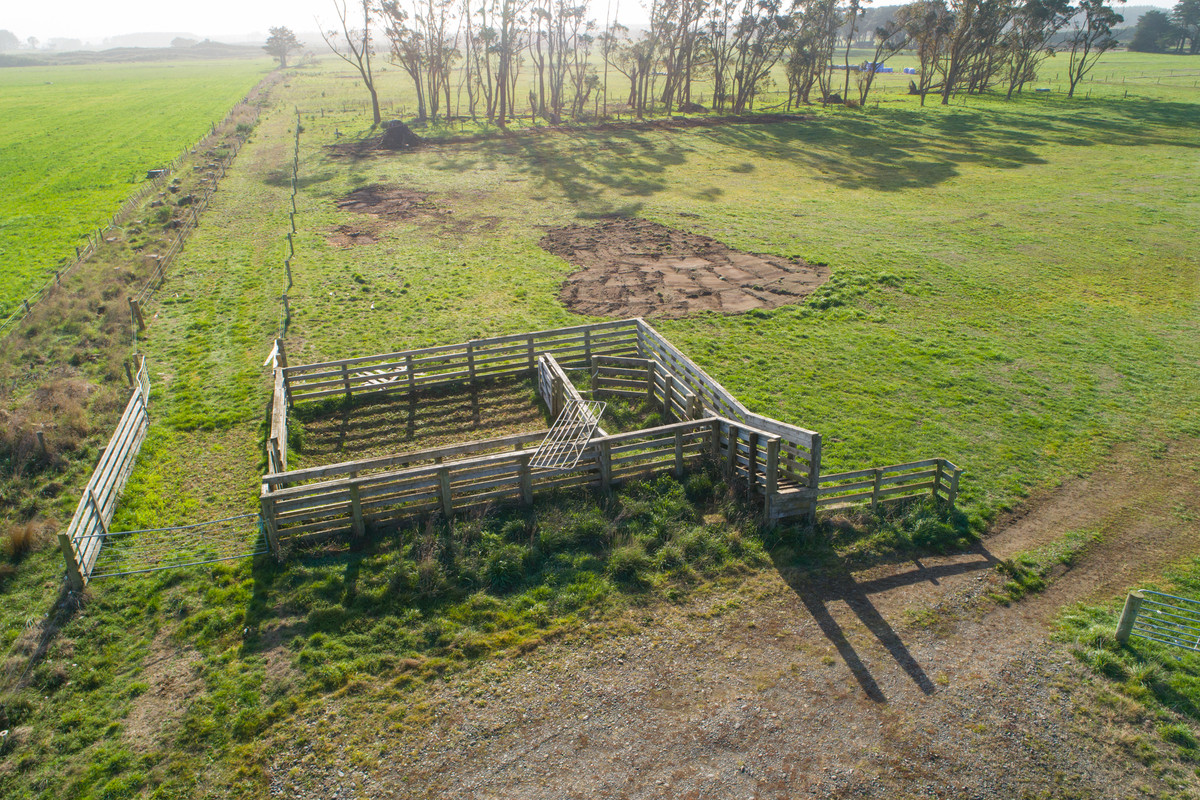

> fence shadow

[{"left": 772, "top": 539, "right": 999, "bottom": 702}]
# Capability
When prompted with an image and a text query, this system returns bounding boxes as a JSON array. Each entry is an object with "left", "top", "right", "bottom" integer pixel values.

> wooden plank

[{"left": 266, "top": 430, "right": 549, "bottom": 486}]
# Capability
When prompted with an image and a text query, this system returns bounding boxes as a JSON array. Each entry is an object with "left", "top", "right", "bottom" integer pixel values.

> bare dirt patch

[
  {"left": 542, "top": 218, "right": 830, "bottom": 318},
  {"left": 123, "top": 632, "right": 203, "bottom": 750},
  {"left": 326, "top": 224, "right": 379, "bottom": 248},
  {"left": 335, "top": 184, "right": 501, "bottom": 236},
  {"left": 335, "top": 184, "right": 433, "bottom": 219}
]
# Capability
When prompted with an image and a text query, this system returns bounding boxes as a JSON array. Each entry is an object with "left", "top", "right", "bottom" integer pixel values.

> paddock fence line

[
  {"left": 58, "top": 357, "right": 151, "bottom": 590},
  {"left": 260, "top": 417, "right": 722, "bottom": 551},
  {"left": 590, "top": 354, "right": 702, "bottom": 422},
  {"left": 264, "top": 319, "right": 965, "bottom": 553},
  {"left": 279, "top": 319, "right": 641, "bottom": 404},
  {"left": 766, "top": 458, "right": 963, "bottom": 523},
  {"left": 634, "top": 318, "right": 822, "bottom": 489},
  {"left": 87, "top": 513, "right": 269, "bottom": 580},
  {"left": 1116, "top": 590, "right": 1200, "bottom": 653},
  {"left": 278, "top": 107, "right": 301, "bottom": 340},
  {"left": 0, "top": 87, "right": 262, "bottom": 340}
]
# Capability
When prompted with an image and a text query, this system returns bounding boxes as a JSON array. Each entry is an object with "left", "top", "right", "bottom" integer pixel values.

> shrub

[
  {"left": 608, "top": 544, "right": 651, "bottom": 586},
  {"left": 486, "top": 544, "right": 529, "bottom": 592},
  {"left": 684, "top": 471, "right": 715, "bottom": 504}
]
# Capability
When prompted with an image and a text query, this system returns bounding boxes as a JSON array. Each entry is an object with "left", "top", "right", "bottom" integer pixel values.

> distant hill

[{"left": 0, "top": 40, "right": 266, "bottom": 67}]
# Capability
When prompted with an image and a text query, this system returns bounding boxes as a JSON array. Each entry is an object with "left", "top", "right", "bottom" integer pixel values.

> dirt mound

[
  {"left": 542, "top": 218, "right": 830, "bottom": 318},
  {"left": 381, "top": 120, "right": 423, "bottom": 149},
  {"left": 327, "top": 224, "right": 378, "bottom": 247},
  {"left": 335, "top": 184, "right": 432, "bottom": 219}
]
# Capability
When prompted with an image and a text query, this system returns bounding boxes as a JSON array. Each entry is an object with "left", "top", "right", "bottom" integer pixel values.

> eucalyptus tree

[
  {"left": 1065, "top": 0, "right": 1123, "bottom": 97},
  {"left": 321, "top": 0, "right": 383, "bottom": 125},
  {"left": 1002, "top": 0, "right": 1072, "bottom": 98}
]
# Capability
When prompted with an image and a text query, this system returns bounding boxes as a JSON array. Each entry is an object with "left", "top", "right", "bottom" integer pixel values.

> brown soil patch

[
  {"left": 335, "top": 184, "right": 500, "bottom": 236},
  {"left": 326, "top": 224, "right": 379, "bottom": 248},
  {"left": 124, "top": 632, "right": 203, "bottom": 749},
  {"left": 542, "top": 218, "right": 830, "bottom": 318},
  {"left": 335, "top": 184, "right": 433, "bottom": 219},
  {"left": 266, "top": 438, "right": 1200, "bottom": 799}
]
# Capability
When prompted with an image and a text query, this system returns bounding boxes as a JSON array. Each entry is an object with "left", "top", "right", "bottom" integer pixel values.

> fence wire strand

[{"left": 88, "top": 513, "right": 267, "bottom": 579}]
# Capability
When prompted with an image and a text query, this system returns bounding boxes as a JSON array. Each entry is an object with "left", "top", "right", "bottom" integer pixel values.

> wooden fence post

[
  {"left": 747, "top": 432, "right": 759, "bottom": 495},
  {"left": 599, "top": 441, "right": 612, "bottom": 491},
  {"left": 807, "top": 433, "right": 822, "bottom": 523},
  {"left": 646, "top": 361, "right": 656, "bottom": 403},
  {"left": 341, "top": 364, "right": 352, "bottom": 397},
  {"left": 663, "top": 375, "right": 675, "bottom": 422},
  {"left": 764, "top": 437, "right": 779, "bottom": 496},
  {"left": 674, "top": 431, "right": 685, "bottom": 478},
  {"left": 584, "top": 328, "right": 592, "bottom": 363},
  {"left": 467, "top": 342, "right": 477, "bottom": 383},
  {"left": 519, "top": 454, "right": 533, "bottom": 504},
  {"left": 348, "top": 484, "right": 365, "bottom": 543},
  {"left": 406, "top": 354, "right": 415, "bottom": 394},
  {"left": 871, "top": 468, "right": 883, "bottom": 511},
  {"left": 709, "top": 418, "right": 721, "bottom": 461},
  {"left": 259, "top": 494, "right": 281, "bottom": 560},
  {"left": 526, "top": 335, "right": 536, "bottom": 373},
  {"left": 1116, "top": 591, "right": 1145, "bottom": 643},
  {"left": 932, "top": 460, "right": 944, "bottom": 501},
  {"left": 129, "top": 299, "right": 146, "bottom": 331},
  {"left": 726, "top": 425, "right": 739, "bottom": 478},
  {"left": 947, "top": 467, "right": 962, "bottom": 507},
  {"left": 438, "top": 468, "right": 453, "bottom": 518},
  {"left": 58, "top": 533, "right": 85, "bottom": 591},
  {"left": 552, "top": 375, "right": 564, "bottom": 418}
]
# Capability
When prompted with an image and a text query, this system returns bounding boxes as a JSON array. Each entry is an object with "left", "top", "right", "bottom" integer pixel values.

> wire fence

[
  {"left": 89, "top": 513, "right": 269, "bottom": 579},
  {"left": 0, "top": 89, "right": 261, "bottom": 342},
  {"left": 278, "top": 107, "right": 301, "bottom": 341},
  {"left": 1117, "top": 590, "right": 1200, "bottom": 653}
]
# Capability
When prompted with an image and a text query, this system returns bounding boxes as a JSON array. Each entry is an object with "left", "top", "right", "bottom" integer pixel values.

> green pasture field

[
  {"left": 0, "top": 58, "right": 271, "bottom": 318},
  {"left": 0, "top": 50, "right": 1197, "bottom": 797}
]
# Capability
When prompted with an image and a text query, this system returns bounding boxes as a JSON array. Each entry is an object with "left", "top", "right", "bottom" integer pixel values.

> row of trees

[
  {"left": 320, "top": 0, "right": 1128, "bottom": 127},
  {"left": 1130, "top": 0, "right": 1199, "bottom": 53}
]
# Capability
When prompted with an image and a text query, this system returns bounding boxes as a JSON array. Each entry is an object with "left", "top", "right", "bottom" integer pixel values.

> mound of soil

[
  {"left": 542, "top": 218, "right": 830, "bottom": 319},
  {"left": 335, "top": 184, "right": 432, "bottom": 219},
  {"left": 327, "top": 224, "right": 378, "bottom": 247},
  {"left": 381, "top": 120, "right": 423, "bottom": 149}
]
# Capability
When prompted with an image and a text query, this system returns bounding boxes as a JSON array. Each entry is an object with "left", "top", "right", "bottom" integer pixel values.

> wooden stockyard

[{"left": 260, "top": 318, "right": 962, "bottom": 557}]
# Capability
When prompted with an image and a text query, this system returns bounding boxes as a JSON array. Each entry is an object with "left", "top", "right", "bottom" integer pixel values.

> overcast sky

[{"left": 4, "top": 0, "right": 1174, "bottom": 45}]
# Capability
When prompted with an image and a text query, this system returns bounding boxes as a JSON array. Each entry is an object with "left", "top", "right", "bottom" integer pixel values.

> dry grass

[{"left": 3, "top": 519, "right": 51, "bottom": 561}]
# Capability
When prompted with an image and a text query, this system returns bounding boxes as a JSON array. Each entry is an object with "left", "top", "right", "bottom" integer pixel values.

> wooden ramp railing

[{"left": 59, "top": 358, "right": 152, "bottom": 589}]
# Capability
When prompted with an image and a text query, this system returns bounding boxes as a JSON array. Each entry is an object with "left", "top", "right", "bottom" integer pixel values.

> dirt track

[{"left": 268, "top": 438, "right": 1200, "bottom": 798}]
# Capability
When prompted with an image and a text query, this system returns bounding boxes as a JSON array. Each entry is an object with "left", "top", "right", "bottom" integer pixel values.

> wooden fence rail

[
  {"left": 261, "top": 417, "right": 719, "bottom": 551},
  {"left": 58, "top": 358, "right": 152, "bottom": 589},
  {"left": 591, "top": 354, "right": 701, "bottom": 422},
  {"left": 281, "top": 319, "right": 640, "bottom": 404},
  {"left": 764, "top": 458, "right": 962, "bottom": 523}
]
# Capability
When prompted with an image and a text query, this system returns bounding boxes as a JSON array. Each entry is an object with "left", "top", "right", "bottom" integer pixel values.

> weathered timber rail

[
  {"left": 58, "top": 358, "right": 151, "bottom": 589},
  {"left": 281, "top": 319, "right": 639, "bottom": 403},
  {"left": 261, "top": 418, "right": 718, "bottom": 547}
]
